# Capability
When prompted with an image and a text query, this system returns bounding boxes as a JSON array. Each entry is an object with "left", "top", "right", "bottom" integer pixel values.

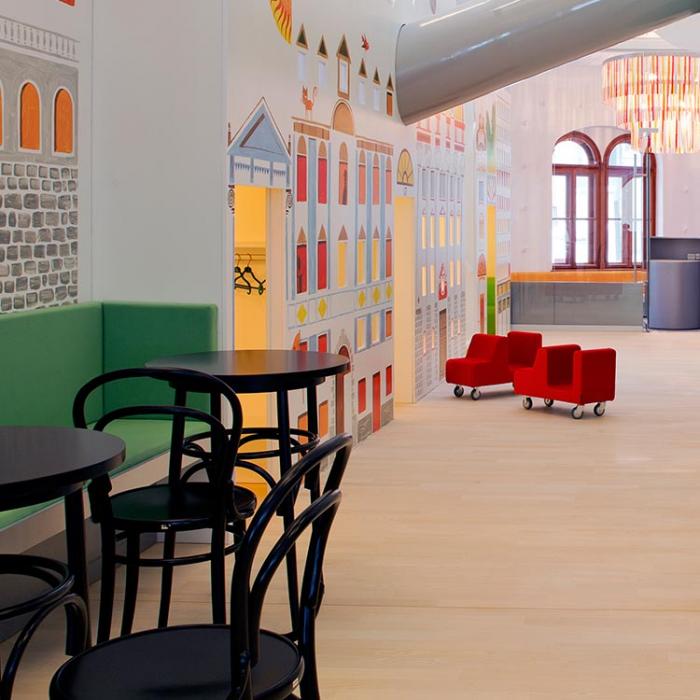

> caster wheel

[
  {"left": 544, "top": 398, "right": 554, "bottom": 408},
  {"left": 571, "top": 405, "right": 584, "bottom": 420},
  {"left": 470, "top": 388, "right": 482, "bottom": 401},
  {"left": 594, "top": 402, "right": 606, "bottom": 417},
  {"left": 522, "top": 397, "right": 533, "bottom": 410},
  {"left": 453, "top": 386, "right": 465, "bottom": 398}
]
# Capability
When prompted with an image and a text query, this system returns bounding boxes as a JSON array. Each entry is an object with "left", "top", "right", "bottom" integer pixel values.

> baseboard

[{"left": 512, "top": 324, "right": 644, "bottom": 332}]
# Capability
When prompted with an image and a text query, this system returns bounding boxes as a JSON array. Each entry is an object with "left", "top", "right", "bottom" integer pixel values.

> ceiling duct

[{"left": 396, "top": 0, "right": 700, "bottom": 124}]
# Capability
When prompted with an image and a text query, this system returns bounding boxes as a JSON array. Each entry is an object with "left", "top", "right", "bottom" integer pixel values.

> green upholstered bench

[{"left": 0, "top": 301, "right": 218, "bottom": 532}]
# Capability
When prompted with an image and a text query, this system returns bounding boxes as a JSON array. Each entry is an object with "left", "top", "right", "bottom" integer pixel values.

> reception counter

[
  {"left": 649, "top": 260, "right": 700, "bottom": 330},
  {"left": 648, "top": 238, "right": 700, "bottom": 331}
]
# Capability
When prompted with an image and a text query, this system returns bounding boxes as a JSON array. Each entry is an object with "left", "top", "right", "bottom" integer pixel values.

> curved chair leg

[
  {"left": 158, "top": 529, "right": 177, "bottom": 628},
  {"left": 1, "top": 593, "right": 87, "bottom": 700},
  {"left": 298, "top": 604, "right": 321, "bottom": 700},
  {"left": 210, "top": 524, "right": 226, "bottom": 625},
  {"left": 96, "top": 523, "right": 117, "bottom": 643},
  {"left": 120, "top": 533, "right": 141, "bottom": 637}
]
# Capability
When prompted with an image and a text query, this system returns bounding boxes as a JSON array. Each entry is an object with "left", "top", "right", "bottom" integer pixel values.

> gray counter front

[{"left": 649, "top": 259, "right": 700, "bottom": 330}]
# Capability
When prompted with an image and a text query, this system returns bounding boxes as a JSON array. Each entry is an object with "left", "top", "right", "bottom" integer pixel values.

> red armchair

[
  {"left": 513, "top": 344, "right": 616, "bottom": 419},
  {"left": 446, "top": 331, "right": 542, "bottom": 400}
]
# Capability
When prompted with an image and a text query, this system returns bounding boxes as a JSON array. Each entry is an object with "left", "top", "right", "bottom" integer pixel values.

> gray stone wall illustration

[{"left": 0, "top": 45, "right": 78, "bottom": 312}]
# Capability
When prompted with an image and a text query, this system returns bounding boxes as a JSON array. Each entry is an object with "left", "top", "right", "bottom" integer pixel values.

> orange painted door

[{"left": 372, "top": 372, "right": 381, "bottom": 432}]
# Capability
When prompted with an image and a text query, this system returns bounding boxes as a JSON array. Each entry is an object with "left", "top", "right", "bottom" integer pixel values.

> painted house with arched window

[
  {"left": 413, "top": 107, "right": 468, "bottom": 399},
  {"left": 289, "top": 94, "right": 394, "bottom": 442}
]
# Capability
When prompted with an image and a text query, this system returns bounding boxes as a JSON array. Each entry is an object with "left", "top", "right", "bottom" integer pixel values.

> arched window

[
  {"left": 357, "top": 226, "right": 366, "bottom": 285},
  {"left": 54, "top": 88, "right": 74, "bottom": 154},
  {"left": 551, "top": 130, "right": 656, "bottom": 269},
  {"left": 296, "top": 228, "right": 308, "bottom": 294},
  {"left": 338, "top": 142, "right": 349, "bottom": 205},
  {"left": 385, "top": 157, "right": 392, "bottom": 204},
  {"left": 604, "top": 135, "right": 656, "bottom": 267},
  {"left": 296, "top": 137, "right": 307, "bottom": 202},
  {"left": 551, "top": 132, "right": 600, "bottom": 268},
  {"left": 371, "top": 228, "right": 380, "bottom": 282},
  {"left": 20, "top": 82, "right": 41, "bottom": 151},
  {"left": 317, "top": 225, "right": 328, "bottom": 290},
  {"left": 337, "top": 226, "right": 348, "bottom": 288},
  {"left": 317, "top": 142, "right": 328, "bottom": 204},
  {"left": 372, "top": 154, "right": 380, "bottom": 205},
  {"left": 358, "top": 151, "right": 367, "bottom": 205},
  {"left": 385, "top": 227, "right": 393, "bottom": 278}
]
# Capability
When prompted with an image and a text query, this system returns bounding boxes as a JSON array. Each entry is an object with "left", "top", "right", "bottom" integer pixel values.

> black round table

[
  {"left": 0, "top": 426, "right": 126, "bottom": 644},
  {"left": 147, "top": 350, "right": 350, "bottom": 467},
  {"left": 147, "top": 349, "right": 350, "bottom": 623}
]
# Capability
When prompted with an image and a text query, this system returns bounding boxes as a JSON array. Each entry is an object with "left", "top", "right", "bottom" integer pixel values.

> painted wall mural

[
  {"left": 413, "top": 108, "right": 468, "bottom": 400},
  {"left": 230, "top": 0, "right": 511, "bottom": 441},
  {"left": 0, "top": 10, "right": 81, "bottom": 312},
  {"left": 475, "top": 93, "right": 512, "bottom": 335},
  {"left": 269, "top": 0, "right": 293, "bottom": 43}
]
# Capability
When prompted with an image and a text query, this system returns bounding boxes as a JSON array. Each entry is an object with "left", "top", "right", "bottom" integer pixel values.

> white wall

[
  {"left": 510, "top": 61, "right": 700, "bottom": 272},
  {"left": 91, "top": 0, "right": 231, "bottom": 342}
]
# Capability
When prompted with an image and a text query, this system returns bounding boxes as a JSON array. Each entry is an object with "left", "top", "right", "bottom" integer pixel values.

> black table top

[
  {"left": 0, "top": 426, "right": 126, "bottom": 510},
  {"left": 147, "top": 349, "right": 350, "bottom": 393}
]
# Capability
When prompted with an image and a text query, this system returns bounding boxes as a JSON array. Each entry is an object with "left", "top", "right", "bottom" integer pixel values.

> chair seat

[
  {"left": 50, "top": 625, "right": 303, "bottom": 700},
  {"left": 109, "top": 483, "right": 257, "bottom": 530}
]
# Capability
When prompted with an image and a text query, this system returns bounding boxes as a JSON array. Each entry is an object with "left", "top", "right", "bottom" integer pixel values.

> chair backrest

[
  {"left": 507, "top": 331, "right": 542, "bottom": 367},
  {"left": 574, "top": 348, "right": 617, "bottom": 403},
  {"left": 539, "top": 344, "right": 581, "bottom": 386},
  {"left": 466, "top": 333, "right": 507, "bottom": 361},
  {"left": 74, "top": 368, "right": 243, "bottom": 499},
  {"left": 229, "top": 434, "right": 352, "bottom": 700}
]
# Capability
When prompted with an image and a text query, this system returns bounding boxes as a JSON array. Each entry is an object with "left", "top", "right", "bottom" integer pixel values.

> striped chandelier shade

[{"left": 602, "top": 53, "right": 700, "bottom": 154}]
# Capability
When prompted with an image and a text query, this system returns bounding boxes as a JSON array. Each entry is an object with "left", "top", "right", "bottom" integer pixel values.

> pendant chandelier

[{"left": 602, "top": 53, "right": 700, "bottom": 154}]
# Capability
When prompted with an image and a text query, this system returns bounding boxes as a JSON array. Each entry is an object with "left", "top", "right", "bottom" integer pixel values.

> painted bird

[{"left": 361, "top": 33, "right": 370, "bottom": 51}]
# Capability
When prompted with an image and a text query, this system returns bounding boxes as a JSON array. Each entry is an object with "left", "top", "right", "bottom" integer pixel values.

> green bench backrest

[
  {"left": 0, "top": 303, "right": 104, "bottom": 426},
  {"left": 101, "top": 302, "right": 218, "bottom": 414}
]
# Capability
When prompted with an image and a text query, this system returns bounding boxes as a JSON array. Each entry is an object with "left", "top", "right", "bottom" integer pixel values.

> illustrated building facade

[{"left": 0, "top": 16, "right": 79, "bottom": 312}]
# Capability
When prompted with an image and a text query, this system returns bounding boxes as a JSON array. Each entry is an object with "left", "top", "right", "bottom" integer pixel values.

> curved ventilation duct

[{"left": 396, "top": 0, "right": 700, "bottom": 124}]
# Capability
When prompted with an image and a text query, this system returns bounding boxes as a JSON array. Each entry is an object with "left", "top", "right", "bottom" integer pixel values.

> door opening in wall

[{"left": 232, "top": 185, "right": 285, "bottom": 491}]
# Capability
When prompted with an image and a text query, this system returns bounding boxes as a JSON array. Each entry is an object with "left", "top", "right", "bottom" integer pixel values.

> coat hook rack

[{"left": 234, "top": 252, "right": 266, "bottom": 295}]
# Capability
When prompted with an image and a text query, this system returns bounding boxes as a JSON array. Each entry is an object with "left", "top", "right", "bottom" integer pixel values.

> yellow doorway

[
  {"left": 233, "top": 185, "right": 286, "bottom": 494},
  {"left": 394, "top": 195, "right": 416, "bottom": 404}
]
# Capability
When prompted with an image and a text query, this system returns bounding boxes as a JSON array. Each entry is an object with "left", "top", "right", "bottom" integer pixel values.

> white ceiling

[{"left": 577, "top": 14, "right": 700, "bottom": 65}]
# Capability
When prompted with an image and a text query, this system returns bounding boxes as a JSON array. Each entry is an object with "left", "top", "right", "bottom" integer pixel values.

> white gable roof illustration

[{"left": 228, "top": 99, "right": 290, "bottom": 188}]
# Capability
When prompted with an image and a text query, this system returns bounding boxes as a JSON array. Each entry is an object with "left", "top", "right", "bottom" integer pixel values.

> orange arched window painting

[
  {"left": 20, "top": 83, "right": 41, "bottom": 151},
  {"left": 54, "top": 89, "right": 74, "bottom": 154}
]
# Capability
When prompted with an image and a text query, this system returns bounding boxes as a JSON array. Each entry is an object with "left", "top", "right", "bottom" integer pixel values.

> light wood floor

[{"left": 6, "top": 329, "right": 700, "bottom": 699}]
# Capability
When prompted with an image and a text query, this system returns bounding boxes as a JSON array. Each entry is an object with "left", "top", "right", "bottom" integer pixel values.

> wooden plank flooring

[{"left": 5, "top": 329, "right": 700, "bottom": 698}]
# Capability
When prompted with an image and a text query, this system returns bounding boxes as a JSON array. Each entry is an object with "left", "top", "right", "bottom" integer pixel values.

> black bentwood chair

[
  {"left": 0, "top": 556, "right": 88, "bottom": 699},
  {"left": 49, "top": 433, "right": 353, "bottom": 700},
  {"left": 73, "top": 368, "right": 255, "bottom": 643}
]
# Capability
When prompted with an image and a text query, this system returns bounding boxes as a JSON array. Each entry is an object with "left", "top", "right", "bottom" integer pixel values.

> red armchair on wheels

[{"left": 446, "top": 332, "right": 616, "bottom": 419}]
